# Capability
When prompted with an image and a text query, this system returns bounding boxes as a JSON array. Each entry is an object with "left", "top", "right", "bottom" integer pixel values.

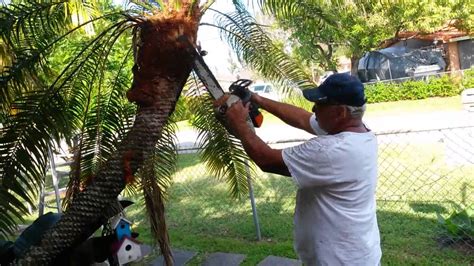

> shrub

[
  {"left": 462, "top": 67, "right": 474, "bottom": 89},
  {"left": 437, "top": 204, "right": 474, "bottom": 244},
  {"left": 365, "top": 72, "right": 465, "bottom": 104}
]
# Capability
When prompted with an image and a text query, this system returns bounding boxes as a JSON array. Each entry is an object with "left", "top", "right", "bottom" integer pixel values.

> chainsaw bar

[
  {"left": 179, "top": 36, "right": 224, "bottom": 99},
  {"left": 179, "top": 36, "right": 255, "bottom": 131}
]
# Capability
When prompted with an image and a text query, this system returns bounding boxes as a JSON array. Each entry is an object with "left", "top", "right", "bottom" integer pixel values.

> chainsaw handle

[{"left": 228, "top": 79, "right": 263, "bottom": 128}]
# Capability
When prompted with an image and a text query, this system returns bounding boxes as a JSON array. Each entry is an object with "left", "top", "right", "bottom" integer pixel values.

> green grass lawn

[
  {"left": 124, "top": 141, "right": 473, "bottom": 265},
  {"left": 365, "top": 96, "right": 464, "bottom": 118}
]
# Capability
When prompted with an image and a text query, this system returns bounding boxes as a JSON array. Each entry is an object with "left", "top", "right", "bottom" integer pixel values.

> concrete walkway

[{"left": 149, "top": 249, "right": 301, "bottom": 266}]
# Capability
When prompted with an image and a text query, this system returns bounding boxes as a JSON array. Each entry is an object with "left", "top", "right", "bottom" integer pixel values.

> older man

[{"left": 218, "top": 73, "right": 381, "bottom": 265}]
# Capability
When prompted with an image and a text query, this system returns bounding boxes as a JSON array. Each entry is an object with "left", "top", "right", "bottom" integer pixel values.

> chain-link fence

[
  {"left": 376, "top": 126, "right": 473, "bottom": 250},
  {"left": 170, "top": 126, "right": 473, "bottom": 255}
]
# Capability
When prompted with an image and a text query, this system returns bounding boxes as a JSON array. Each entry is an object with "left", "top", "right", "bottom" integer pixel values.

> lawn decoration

[
  {"left": 112, "top": 217, "right": 133, "bottom": 241},
  {"left": 113, "top": 236, "right": 143, "bottom": 265},
  {"left": 0, "top": 200, "right": 151, "bottom": 265}
]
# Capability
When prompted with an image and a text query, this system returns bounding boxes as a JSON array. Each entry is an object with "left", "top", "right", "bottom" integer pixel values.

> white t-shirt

[{"left": 282, "top": 114, "right": 381, "bottom": 266}]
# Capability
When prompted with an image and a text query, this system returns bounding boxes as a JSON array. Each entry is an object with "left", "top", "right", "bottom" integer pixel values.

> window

[{"left": 252, "top": 85, "right": 265, "bottom": 92}]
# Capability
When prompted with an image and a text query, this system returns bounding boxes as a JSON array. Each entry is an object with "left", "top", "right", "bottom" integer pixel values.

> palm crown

[{"left": 0, "top": 0, "right": 312, "bottom": 263}]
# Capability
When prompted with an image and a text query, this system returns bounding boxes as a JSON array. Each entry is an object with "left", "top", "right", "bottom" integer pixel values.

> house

[
  {"left": 381, "top": 20, "right": 473, "bottom": 72},
  {"left": 358, "top": 21, "right": 472, "bottom": 82}
]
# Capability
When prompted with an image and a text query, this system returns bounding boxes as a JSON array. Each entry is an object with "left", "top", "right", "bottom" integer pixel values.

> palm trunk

[{"left": 21, "top": 4, "right": 200, "bottom": 264}]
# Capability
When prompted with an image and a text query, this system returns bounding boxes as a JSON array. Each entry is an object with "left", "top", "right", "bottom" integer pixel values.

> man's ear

[
  {"left": 334, "top": 105, "right": 346, "bottom": 119},
  {"left": 342, "top": 106, "right": 348, "bottom": 119}
]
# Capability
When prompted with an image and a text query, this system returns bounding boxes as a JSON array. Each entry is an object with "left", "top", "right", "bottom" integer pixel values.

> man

[{"left": 217, "top": 73, "right": 381, "bottom": 265}]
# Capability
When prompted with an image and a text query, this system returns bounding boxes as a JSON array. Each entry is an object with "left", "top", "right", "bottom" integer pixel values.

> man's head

[{"left": 303, "top": 73, "right": 367, "bottom": 134}]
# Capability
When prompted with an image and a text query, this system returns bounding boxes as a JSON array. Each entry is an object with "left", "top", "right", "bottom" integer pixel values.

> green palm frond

[
  {"left": 0, "top": 48, "right": 46, "bottom": 111},
  {"left": 62, "top": 23, "right": 135, "bottom": 207},
  {"left": 1, "top": 1, "right": 132, "bottom": 223},
  {"left": 0, "top": 1, "right": 124, "bottom": 112},
  {"left": 0, "top": 1, "right": 70, "bottom": 108},
  {"left": 0, "top": 0, "right": 65, "bottom": 111},
  {"left": 0, "top": 186, "right": 28, "bottom": 237},
  {"left": 189, "top": 91, "right": 252, "bottom": 198},
  {"left": 68, "top": 24, "right": 131, "bottom": 172},
  {"left": 209, "top": 3, "right": 314, "bottom": 92},
  {"left": 0, "top": 1, "right": 66, "bottom": 47},
  {"left": 257, "top": 0, "right": 329, "bottom": 23},
  {"left": 0, "top": 90, "right": 69, "bottom": 237}
]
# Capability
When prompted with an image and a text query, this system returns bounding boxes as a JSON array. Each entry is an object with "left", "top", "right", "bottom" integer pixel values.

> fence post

[
  {"left": 245, "top": 160, "right": 261, "bottom": 241},
  {"left": 38, "top": 178, "right": 45, "bottom": 217},
  {"left": 48, "top": 146, "right": 62, "bottom": 214}
]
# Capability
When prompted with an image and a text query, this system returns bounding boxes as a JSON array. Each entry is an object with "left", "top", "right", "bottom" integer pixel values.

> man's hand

[{"left": 214, "top": 94, "right": 251, "bottom": 137}]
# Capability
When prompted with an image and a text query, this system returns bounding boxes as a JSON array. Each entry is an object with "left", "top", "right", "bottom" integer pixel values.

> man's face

[{"left": 312, "top": 102, "right": 346, "bottom": 134}]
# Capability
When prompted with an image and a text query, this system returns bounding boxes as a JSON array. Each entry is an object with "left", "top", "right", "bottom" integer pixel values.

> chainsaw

[{"left": 179, "top": 36, "right": 263, "bottom": 129}]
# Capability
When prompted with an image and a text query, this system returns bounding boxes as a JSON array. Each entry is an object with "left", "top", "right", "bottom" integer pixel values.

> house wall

[{"left": 458, "top": 39, "right": 474, "bottom": 70}]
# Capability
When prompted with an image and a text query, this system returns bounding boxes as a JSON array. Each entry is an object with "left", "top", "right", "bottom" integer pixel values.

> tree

[
  {"left": 261, "top": 0, "right": 473, "bottom": 74},
  {"left": 0, "top": 0, "right": 313, "bottom": 263}
]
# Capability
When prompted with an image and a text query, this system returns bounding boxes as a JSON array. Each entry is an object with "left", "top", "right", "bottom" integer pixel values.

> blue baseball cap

[{"left": 303, "top": 73, "right": 366, "bottom": 107}]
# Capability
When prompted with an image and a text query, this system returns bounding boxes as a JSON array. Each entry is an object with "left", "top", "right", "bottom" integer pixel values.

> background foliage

[
  {"left": 364, "top": 70, "right": 473, "bottom": 103},
  {"left": 260, "top": 0, "right": 473, "bottom": 73}
]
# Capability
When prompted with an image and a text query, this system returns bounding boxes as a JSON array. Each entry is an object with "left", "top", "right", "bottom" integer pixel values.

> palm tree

[{"left": 0, "top": 0, "right": 313, "bottom": 263}]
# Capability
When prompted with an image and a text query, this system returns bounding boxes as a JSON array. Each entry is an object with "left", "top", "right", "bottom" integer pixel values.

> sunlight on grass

[{"left": 366, "top": 96, "right": 463, "bottom": 118}]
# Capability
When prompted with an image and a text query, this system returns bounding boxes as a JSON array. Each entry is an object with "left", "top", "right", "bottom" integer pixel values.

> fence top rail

[
  {"left": 374, "top": 125, "right": 474, "bottom": 136},
  {"left": 176, "top": 125, "right": 474, "bottom": 152}
]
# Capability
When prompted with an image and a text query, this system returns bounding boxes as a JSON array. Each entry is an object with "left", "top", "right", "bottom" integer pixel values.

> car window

[
  {"left": 252, "top": 85, "right": 265, "bottom": 92},
  {"left": 264, "top": 85, "right": 272, "bottom": 93}
]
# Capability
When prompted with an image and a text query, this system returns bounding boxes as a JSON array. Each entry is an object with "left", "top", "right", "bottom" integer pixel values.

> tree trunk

[
  {"left": 21, "top": 4, "right": 200, "bottom": 263},
  {"left": 21, "top": 79, "right": 189, "bottom": 264},
  {"left": 350, "top": 56, "right": 360, "bottom": 76}
]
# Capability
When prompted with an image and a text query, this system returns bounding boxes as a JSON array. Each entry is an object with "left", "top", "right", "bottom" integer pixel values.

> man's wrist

[
  {"left": 250, "top": 92, "right": 263, "bottom": 105},
  {"left": 233, "top": 119, "right": 254, "bottom": 139}
]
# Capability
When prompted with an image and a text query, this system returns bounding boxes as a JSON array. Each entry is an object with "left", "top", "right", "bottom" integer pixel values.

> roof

[
  {"left": 112, "top": 235, "right": 141, "bottom": 254},
  {"left": 380, "top": 20, "right": 471, "bottom": 48},
  {"left": 111, "top": 216, "right": 132, "bottom": 229}
]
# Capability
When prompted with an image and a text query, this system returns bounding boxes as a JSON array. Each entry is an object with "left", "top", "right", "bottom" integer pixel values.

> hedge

[{"left": 364, "top": 68, "right": 474, "bottom": 104}]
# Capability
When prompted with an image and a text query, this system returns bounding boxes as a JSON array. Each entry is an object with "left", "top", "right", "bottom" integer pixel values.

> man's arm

[
  {"left": 252, "top": 93, "right": 314, "bottom": 134},
  {"left": 222, "top": 99, "right": 290, "bottom": 176}
]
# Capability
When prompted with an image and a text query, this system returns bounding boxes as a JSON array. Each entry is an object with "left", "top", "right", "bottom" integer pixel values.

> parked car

[{"left": 249, "top": 83, "right": 280, "bottom": 101}]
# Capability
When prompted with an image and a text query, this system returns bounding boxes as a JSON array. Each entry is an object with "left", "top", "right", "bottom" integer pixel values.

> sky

[
  {"left": 196, "top": 0, "right": 238, "bottom": 78},
  {"left": 111, "top": 0, "right": 243, "bottom": 79}
]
